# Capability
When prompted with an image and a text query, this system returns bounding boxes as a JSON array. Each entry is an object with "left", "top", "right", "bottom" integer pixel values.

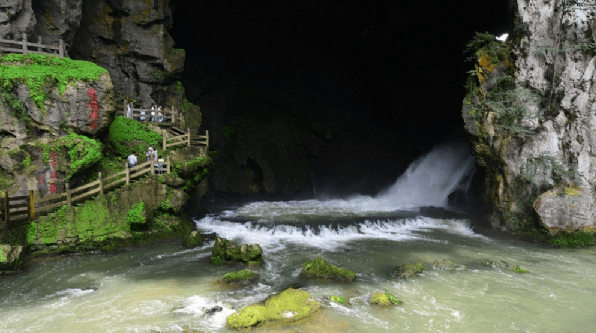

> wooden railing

[
  {"left": 0, "top": 191, "right": 35, "bottom": 225},
  {"left": 0, "top": 158, "right": 171, "bottom": 223},
  {"left": 162, "top": 128, "right": 190, "bottom": 151},
  {"left": 0, "top": 34, "right": 65, "bottom": 58}
]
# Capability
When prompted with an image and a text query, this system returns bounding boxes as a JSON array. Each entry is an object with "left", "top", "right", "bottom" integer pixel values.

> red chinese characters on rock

[
  {"left": 38, "top": 175, "right": 44, "bottom": 186},
  {"left": 88, "top": 88, "right": 100, "bottom": 130},
  {"left": 49, "top": 151, "right": 59, "bottom": 194}
]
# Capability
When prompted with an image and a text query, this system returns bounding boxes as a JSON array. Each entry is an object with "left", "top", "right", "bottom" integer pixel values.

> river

[{"left": 1, "top": 141, "right": 595, "bottom": 332}]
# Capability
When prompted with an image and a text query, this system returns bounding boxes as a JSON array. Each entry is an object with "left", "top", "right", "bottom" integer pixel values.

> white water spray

[{"left": 372, "top": 139, "right": 476, "bottom": 209}]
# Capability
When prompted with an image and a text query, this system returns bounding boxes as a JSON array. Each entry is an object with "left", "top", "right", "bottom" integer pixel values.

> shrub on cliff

[{"left": 108, "top": 116, "right": 162, "bottom": 157}]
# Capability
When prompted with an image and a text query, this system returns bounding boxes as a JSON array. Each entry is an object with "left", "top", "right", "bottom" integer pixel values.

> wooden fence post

[
  {"left": 187, "top": 127, "right": 191, "bottom": 147},
  {"left": 99, "top": 172, "right": 104, "bottom": 195},
  {"left": 162, "top": 129, "right": 167, "bottom": 151},
  {"left": 22, "top": 33, "right": 27, "bottom": 55},
  {"left": 172, "top": 111, "right": 176, "bottom": 126},
  {"left": 28, "top": 190, "right": 35, "bottom": 221},
  {"left": 59, "top": 39, "right": 64, "bottom": 58},
  {"left": 37, "top": 36, "right": 42, "bottom": 52},
  {"left": 125, "top": 162, "right": 130, "bottom": 185},
  {"left": 66, "top": 183, "right": 72, "bottom": 207},
  {"left": 4, "top": 192, "right": 9, "bottom": 223},
  {"left": 166, "top": 156, "right": 171, "bottom": 174},
  {"left": 206, "top": 130, "right": 209, "bottom": 149}
]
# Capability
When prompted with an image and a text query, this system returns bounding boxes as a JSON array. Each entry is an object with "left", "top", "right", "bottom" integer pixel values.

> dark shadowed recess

[{"left": 169, "top": 0, "right": 512, "bottom": 201}]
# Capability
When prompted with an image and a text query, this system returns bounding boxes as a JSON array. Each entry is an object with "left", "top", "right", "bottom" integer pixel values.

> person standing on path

[
  {"left": 127, "top": 151, "right": 137, "bottom": 174},
  {"left": 146, "top": 147, "right": 158, "bottom": 162}
]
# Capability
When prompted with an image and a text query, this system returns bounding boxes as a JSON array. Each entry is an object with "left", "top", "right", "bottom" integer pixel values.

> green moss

[
  {"left": 0, "top": 54, "right": 107, "bottom": 112},
  {"left": 223, "top": 269, "right": 258, "bottom": 283},
  {"left": 512, "top": 265, "right": 529, "bottom": 273},
  {"left": 26, "top": 222, "right": 37, "bottom": 244},
  {"left": 126, "top": 202, "right": 145, "bottom": 227},
  {"left": 0, "top": 247, "right": 7, "bottom": 263},
  {"left": 371, "top": 292, "right": 402, "bottom": 307},
  {"left": 396, "top": 262, "right": 424, "bottom": 278},
  {"left": 211, "top": 256, "right": 222, "bottom": 265},
  {"left": 55, "top": 133, "right": 102, "bottom": 182},
  {"left": 108, "top": 116, "right": 162, "bottom": 158},
  {"left": 547, "top": 231, "right": 595, "bottom": 247},
  {"left": 226, "top": 288, "right": 320, "bottom": 329},
  {"left": 329, "top": 295, "right": 347, "bottom": 305},
  {"left": 182, "top": 230, "right": 202, "bottom": 248},
  {"left": 301, "top": 256, "right": 356, "bottom": 282}
]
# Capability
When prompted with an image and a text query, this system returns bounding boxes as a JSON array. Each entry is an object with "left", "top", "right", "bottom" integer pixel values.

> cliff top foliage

[
  {"left": 108, "top": 116, "right": 162, "bottom": 158},
  {"left": 0, "top": 54, "right": 108, "bottom": 112},
  {"left": 464, "top": 32, "right": 509, "bottom": 65}
]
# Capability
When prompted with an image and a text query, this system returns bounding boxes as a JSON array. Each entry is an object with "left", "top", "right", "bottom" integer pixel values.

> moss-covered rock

[
  {"left": 370, "top": 292, "right": 402, "bottom": 307},
  {"left": 432, "top": 259, "right": 467, "bottom": 271},
  {"left": 221, "top": 269, "right": 260, "bottom": 286},
  {"left": 182, "top": 231, "right": 202, "bottom": 248},
  {"left": 300, "top": 256, "right": 355, "bottom": 282},
  {"left": 226, "top": 288, "right": 320, "bottom": 329},
  {"left": 211, "top": 236, "right": 263, "bottom": 266},
  {"left": 396, "top": 262, "right": 424, "bottom": 279}
]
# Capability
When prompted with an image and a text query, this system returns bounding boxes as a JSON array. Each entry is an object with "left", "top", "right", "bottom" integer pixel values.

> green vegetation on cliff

[
  {"left": 108, "top": 116, "right": 162, "bottom": 157},
  {"left": 0, "top": 54, "right": 108, "bottom": 112},
  {"left": 56, "top": 134, "right": 102, "bottom": 182}
]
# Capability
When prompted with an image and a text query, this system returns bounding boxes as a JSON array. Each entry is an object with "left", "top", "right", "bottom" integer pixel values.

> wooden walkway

[
  {"left": 0, "top": 158, "right": 171, "bottom": 226},
  {"left": 0, "top": 34, "right": 65, "bottom": 58}
]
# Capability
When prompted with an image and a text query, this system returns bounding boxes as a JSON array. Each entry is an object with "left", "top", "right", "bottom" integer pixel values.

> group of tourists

[
  {"left": 126, "top": 147, "right": 166, "bottom": 175},
  {"left": 126, "top": 103, "right": 165, "bottom": 123}
]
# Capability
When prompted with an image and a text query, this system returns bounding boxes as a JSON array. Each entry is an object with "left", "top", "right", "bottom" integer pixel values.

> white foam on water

[
  {"left": 194, "top": 215, "right": 480, "bottom": 251},
  {"left": 171, "top": 295, "right": 236, "bottom": 331},
  {"left": 45, "top": 288, "right": 96, "bottom": 299}
]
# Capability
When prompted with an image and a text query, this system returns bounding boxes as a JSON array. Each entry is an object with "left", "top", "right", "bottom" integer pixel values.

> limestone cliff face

[
  {"left": 1, "top": 0, "right": 184, "bottom": 109},
  {"left": 463, "top": 0, "right": 596, "bottom": 232}
]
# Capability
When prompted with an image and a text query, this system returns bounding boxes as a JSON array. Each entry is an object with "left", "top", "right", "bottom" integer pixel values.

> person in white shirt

[{"left": 127, "top": 151, "right": 137, "bottom": 174}]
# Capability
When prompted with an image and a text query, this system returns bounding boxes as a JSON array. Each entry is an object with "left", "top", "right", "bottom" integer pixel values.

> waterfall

[{"left": 374, "top": 139, "right": 475, "bottom": 209}]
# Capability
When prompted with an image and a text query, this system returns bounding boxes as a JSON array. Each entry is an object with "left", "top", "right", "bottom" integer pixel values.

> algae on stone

[
  {"left": 300, "top": 256, "right": 356, "bottom": 282},
  {"left": 211, "top": 236, "right": 263, "bottom": 266},
  {"left": 221, "top": 269, "right": 260, "bottom": 286},
  {"left": 396, "top": 262, "right": 424, "bottom": 278},
  {"left": 512, "top": 265, "right": 529, "bottom": 273},
  {"left": 226, "top": 288, "right": 320, "bottom": 329},
  {"left": 370, "top": 292, "right": 402, "bottom": 307}
]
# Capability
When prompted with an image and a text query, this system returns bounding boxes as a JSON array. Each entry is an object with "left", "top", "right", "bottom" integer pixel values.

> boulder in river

[
  {"left": 220, "top": 269, "right": 260, "bottom": 286},
  {"left": 210, "top": 236, "right": 263, "bottom": 266},
  {"left": 487, "top": 260, "right": 530, "bottom": 273},
  {"left": 432, "top": 259, "right": 466, "bottom": 271},
  {"left": 226, "top": 288, "right": 320, "bottom": 329},
  {"left": 396, "top": 262, "right": 424, "bottom": 278},
  {"left": 370, "top": 291, "right": 402, "bottom": 307},
  {"left": 300, "top": 256, "right": 356, "bottom": 282}
]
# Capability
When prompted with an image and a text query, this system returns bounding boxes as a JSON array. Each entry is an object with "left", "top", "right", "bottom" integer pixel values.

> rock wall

[
  {"left": 463, "top": 0, "right": 596, "bottom": 233},
  {"left": 0, "top": 0, "right": 185, "bottom": 111}
]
